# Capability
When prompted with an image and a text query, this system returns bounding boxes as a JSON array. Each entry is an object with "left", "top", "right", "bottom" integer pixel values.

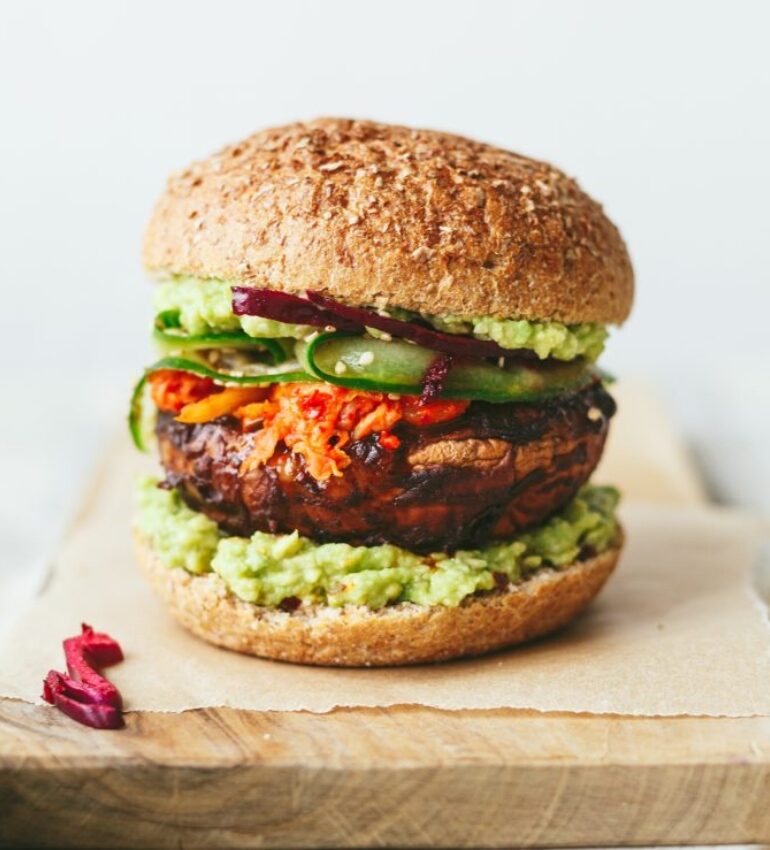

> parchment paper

[{"left": 1, "top": 384, "right": 768, "bottom": 716}]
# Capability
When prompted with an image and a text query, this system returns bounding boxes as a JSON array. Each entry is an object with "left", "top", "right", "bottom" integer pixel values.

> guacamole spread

[
  {"left": 154, "top": 277, "right": 312, "bottom": 340},
  {"left": 153, "top": 277, "right": 607, "bottom": 362},
  {"left": 395, "top": 310, "right": 606, "bottom": 361},
  {"left": 136, "top": 478, "right": 619, "bottom": 610}
]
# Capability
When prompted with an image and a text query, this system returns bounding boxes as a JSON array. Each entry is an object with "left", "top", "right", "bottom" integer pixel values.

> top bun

[{"left": 143, "top": 118, "right": 634, "bottom": 324}]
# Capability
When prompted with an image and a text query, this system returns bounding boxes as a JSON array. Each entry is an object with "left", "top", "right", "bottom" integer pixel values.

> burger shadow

[{"left": 408, "top": 604, "right": 610, "bottom": 680}]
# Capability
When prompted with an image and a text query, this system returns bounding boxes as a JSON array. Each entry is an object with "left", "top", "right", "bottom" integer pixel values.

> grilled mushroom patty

[{"left": 156, "top": 382, "right": 615, "bottom": 553}]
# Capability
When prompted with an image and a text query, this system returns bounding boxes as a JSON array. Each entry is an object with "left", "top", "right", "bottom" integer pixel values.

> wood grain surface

[{"left": 2, "top": 700, "right": 770, "bottom": 848}]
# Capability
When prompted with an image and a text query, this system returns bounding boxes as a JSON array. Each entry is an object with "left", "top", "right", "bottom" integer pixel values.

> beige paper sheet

[{"left": 1, "top": 384, "right": 768, "bottom": 716}]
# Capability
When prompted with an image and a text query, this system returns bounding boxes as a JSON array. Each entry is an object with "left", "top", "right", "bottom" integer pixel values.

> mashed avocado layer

[
  {"left": 136, "top": 478, "right": 619, "bottom": 610},
  {"left": 153, "top": 277, "right": 607, "bottom": 362},
  {"left": 154, "top": 277, "right": 312, "bottom": 340}
]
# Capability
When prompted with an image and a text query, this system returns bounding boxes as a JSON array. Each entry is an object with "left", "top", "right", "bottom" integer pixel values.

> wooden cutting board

[{"left": 2, "top": 384, "right": 769, "bottom": 849}]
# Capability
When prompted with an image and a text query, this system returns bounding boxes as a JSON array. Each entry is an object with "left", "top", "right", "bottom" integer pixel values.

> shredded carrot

[
  {"left": 379, "top": 431, "right": 401, "bottom": 450},
  {"left": 150, "top": 371, "right": 470, "bottom": 481},
  {"left": 234, "top": 383, "right": 469, "bottom": 481},
  {"left": 176, "top": 386, "right": 269, "bottom": 424}
]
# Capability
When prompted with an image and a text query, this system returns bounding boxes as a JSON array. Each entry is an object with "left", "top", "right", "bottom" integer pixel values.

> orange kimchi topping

[
  {"left": 148, "top": 370, "right": 218, "bottom": 414},
  {"left": 151, "top": 372, "right": 469, "bottom": 481},
  {"left": 235, "top": 383, "right": 469, "bottom": 480}
]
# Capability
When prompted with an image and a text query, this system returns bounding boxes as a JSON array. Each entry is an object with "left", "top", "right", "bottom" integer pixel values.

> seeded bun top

[{"left": 143, "top": 118, "right": 634, "bottom": 324}]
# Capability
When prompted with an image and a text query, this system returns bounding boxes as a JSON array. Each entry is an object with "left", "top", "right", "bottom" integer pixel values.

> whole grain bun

[
  {"left": 143, "top": 118, "right": 633, "bottom": 325},
  {"left": 135, "top": 531, "right": 622, "bottom": 667}
]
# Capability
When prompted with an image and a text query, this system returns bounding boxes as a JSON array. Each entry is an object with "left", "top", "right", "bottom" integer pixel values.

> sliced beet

[
  {"left": 232, "top": 287, "right": 361, "bottom": 332},
  {"left": 43, "top": 670, "right": 124, "bottom": 730},
  {"left": 420, "top": 353, "right": 454, "bottom": 401},
  {"left": 42, "top": 624, "right": 125, "bottom": 730},
  {"left": 231, "top": 286, "right": 528, "bottom": 361},
  {"left": 305, "top": 291, "right": 519, "bottom": 359}
]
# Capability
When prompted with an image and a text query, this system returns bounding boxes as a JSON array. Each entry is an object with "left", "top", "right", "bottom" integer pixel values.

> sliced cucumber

[
  {"left": 297, "top": 334, "right": 594, "bottom": 402},
  {"left": 146, "top": 355, "right": 312, "bottom": 385},
  {"left": 128, "top": 372, "right": 155, "bottom": 452},
  {"left": 153, "top": 315, "right": 288, "bottom": 364},
  {"left": 127, "top": 356, "right": 315, "bottom": 451},
  {"left": 130, "top": 334, "right": 597, "bottom": 451}
]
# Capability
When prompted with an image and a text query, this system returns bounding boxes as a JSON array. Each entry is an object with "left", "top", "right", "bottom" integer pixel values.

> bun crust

[
  {"left": 143, "top": 118, "right": 633, "bottom": 324},
  {"left": 135, "top": 531, "right": 622, "bottom": 667}
]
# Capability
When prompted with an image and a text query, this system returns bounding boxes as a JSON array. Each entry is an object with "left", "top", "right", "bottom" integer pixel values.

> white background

[{"left": 1, "top": 0, "right": 769, "bottom": 585}]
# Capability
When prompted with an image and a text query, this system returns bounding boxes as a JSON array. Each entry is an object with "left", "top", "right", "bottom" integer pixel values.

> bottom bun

[{"left": 135, "top": 531, "right": 622, "bottom": 667}]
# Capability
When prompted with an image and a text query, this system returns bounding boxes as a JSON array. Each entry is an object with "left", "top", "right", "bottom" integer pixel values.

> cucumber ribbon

[
  {"left": 153, "top": 310, "right": 288, "bottom": 363},
  {"left": 128, "top": 355, "right": 313, "bottom": 451},
  {"left": 129, "top": 327, "right": 597, "bottom": 450},
  {"left": 297, "top": 333, "right": 595, "bottom": 402}
]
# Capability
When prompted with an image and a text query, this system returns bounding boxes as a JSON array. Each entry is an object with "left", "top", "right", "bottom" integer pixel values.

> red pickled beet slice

[
  {"left": 232, "top": 287, "right": 362, "bottom": 332},
  {"left": 42, "top": 624, "right": 125, "bottom": 729},
  {"left": 420, "top": 353, "right": 454, "bottom": 401},
  {"left": 43, "top": 670, "right": 123, "bottom": 730},
  {"left": 305, "top": 291, "right": 519, "bottom": 360},
  {"left": 63, "top": 624, "right": 124, "bottom": 707},
  {"left": 231, "top": 286, "right": 528, "bottom": 361}
]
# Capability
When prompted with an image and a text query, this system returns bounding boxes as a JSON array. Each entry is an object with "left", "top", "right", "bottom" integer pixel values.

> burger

[{"left": 131, "top": 118, "right": 633, "bottom": 666}]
